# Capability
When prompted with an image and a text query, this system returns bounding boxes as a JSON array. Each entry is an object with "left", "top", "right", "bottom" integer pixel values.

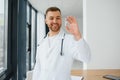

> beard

[{"left": 49, "top": 23, "right": 61, "bottom": 32}]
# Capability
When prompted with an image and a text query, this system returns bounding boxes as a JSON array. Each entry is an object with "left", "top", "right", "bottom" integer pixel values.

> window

[
  {"left": 26, "top": 2, "right": 30, "bottom": 71},
  {"left": 0, "top": 0, "right": 8, "bottom": 74},
  {"left": 0, "top": 0, "right": 28, "bottom": 79},
  {"left": 31, "top": 9, "right": 36, "bottom": 68},
  {"left": 26, "top": 2, "right": 37, "bottom": 70}
]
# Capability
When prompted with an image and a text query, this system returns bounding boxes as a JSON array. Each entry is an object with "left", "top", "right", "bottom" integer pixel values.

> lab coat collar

[{"left": 46, "top": 28, "right": 65, "bottom": 40}]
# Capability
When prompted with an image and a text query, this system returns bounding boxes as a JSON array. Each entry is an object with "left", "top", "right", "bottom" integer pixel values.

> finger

[
  {"left": 69, "top": 16, "right": 76, "bottom": 22},
  {"left": 66, "top": 16, "right": 73, "bottom": 24},
  {"left": 67, "top": 16, "right": 77, "bottom": 24},
  {"left": 66, "top": 26, "right": 70, "bottom": 32}
]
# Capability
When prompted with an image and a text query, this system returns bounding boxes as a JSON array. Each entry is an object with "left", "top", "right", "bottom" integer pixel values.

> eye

[
  {"left": 56, "top": 17, "right": 61, "bottom": 20},
  {"left": 49, "top": 17, "right": 53, "bottom": 20}
]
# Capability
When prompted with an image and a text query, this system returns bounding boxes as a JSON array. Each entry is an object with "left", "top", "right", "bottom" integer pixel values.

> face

[{"left": 45, "top": 11, "right": 62, "bottom": 32}]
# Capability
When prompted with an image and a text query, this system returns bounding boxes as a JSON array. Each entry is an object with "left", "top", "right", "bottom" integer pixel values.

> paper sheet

[{"left": 71, "top": 76, "right": 84, "bottom": 80}]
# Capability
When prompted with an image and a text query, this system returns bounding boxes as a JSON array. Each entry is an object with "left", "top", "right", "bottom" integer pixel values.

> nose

[{"left": 53, "top": 19, "right": 57, "bottom": 23}]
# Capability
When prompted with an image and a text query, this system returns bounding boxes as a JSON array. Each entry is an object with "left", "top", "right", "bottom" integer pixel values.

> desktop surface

[{"left": 71, "top": 69, "right": 120, "bottom": 80}]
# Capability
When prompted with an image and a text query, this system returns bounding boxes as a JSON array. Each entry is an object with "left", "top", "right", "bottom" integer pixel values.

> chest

[
  {"left": 38, "top": 38, "right": 63, "bottom": 59},
  {"left": 37, "top": 38, "right": 73, "bottom": 70}
]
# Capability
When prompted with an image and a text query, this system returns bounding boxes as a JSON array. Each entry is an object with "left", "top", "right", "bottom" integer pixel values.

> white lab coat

[{"left": 32, "top": 29, "right": 90, "bottom": 80}]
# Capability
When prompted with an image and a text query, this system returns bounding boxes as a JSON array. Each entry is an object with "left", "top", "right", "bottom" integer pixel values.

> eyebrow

[
  {"left": 57, "top": 15, "right": 61, "bottom": 17},
  {"left": 48, "top": 16, "right": 61, "bottom": 19}
]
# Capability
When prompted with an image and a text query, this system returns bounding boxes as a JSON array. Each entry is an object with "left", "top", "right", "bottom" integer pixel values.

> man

[{"left": 32, "top": 7, "right": 90, "bottom": 80}]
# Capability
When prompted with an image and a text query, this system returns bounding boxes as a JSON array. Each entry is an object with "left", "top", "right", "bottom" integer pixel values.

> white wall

[
  {"left": 37, "top": 12, "right": 46, "bottom": 45},
  {"left": 86, "top": 0, "right": 120, "bottom": 69},
  {"left": 0, "top": 0, "right": 4, "bottom": 14}
]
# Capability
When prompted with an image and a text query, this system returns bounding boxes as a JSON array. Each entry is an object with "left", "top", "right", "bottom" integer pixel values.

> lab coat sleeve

[
  {"left": 32, "top": 46, "right": 41, "bottom": 80},
  {"left": 71, "top": 38, "right": 91, "bottom": 63}
]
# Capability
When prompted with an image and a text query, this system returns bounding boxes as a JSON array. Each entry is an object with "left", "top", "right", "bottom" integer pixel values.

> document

[{"left": 71, "top": 76, "right": 84, "bottom": 80}]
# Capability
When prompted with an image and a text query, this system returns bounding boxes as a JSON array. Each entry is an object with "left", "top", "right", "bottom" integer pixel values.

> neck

[{"left": 48, "top": 30, "right": 60, "bottom": 37}]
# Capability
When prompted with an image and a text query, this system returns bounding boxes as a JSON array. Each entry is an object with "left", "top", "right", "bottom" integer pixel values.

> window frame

[
  {"left": 26, "top": 2, "right": 37, "bottom": 70},
  {"left": 0, "top": 0, "right": 12, "bottom": 79},
  {"left": 0, "top": 0, "right": 28, "bottom": 80}
]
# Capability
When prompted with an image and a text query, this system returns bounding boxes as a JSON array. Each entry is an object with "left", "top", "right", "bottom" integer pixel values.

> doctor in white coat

[{"left": 32, "top": 7, "right": 90, "bottom": 80}]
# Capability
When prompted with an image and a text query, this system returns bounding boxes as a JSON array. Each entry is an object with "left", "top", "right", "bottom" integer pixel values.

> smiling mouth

[{"left": 52, "top": 23, "right": 58, "bottom": 26}]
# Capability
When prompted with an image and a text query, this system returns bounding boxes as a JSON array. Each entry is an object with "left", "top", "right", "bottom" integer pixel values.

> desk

[{"left": 71, "top": 69, "right": 120, "bottom": 80}]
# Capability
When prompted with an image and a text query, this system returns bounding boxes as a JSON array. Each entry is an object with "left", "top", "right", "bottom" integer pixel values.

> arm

[
  {"left": 71, "top": 38, "right": 91, "bottom": 63},
  {"left": 66, "top": 16, "right": 90, "bottom": 63}
]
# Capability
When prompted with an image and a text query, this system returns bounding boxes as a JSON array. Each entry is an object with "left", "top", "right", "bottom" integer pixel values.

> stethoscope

[
  {"left": 60, "top": 33, "right": 65, "bottom": 56},
  {"left": 44, "top": 33, "right": 65, "bottom": 56}
]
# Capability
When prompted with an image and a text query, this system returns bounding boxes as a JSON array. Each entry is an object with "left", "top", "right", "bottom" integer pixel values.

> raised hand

[{"left": 65, "top": 16, "right": 82, "bottom": 40}]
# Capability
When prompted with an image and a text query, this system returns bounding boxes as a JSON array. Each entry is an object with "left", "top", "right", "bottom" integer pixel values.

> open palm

[{"left": 66, "top": 16, "right": 80, "bottom": 37}]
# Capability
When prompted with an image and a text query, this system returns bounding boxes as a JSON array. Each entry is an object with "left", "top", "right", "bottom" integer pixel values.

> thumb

[{"left": 66, "top": 26, "right": 71, "bottom": 33}]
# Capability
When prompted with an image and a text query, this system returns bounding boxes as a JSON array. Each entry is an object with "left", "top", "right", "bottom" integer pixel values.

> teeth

[{"left": 53, "top": 24, "right": 58, "bottom": 26}]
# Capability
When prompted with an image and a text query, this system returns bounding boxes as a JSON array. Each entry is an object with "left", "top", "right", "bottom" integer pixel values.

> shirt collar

[{"left": 46, "top": 28, "right": 65, "bottom": 40}]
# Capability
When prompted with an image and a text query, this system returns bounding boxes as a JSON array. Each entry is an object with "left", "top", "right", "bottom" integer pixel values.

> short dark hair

[{"left": 45, "top": 7, "right": 61, "bottom": 18}]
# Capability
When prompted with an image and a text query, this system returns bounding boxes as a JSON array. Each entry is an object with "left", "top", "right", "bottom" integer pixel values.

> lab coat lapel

[
  {"left": 45, "top": 29, "right": 65, "bottom": 70},
  {"left": 45, "top": 29, "right": 64, "bottom": 58}
]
